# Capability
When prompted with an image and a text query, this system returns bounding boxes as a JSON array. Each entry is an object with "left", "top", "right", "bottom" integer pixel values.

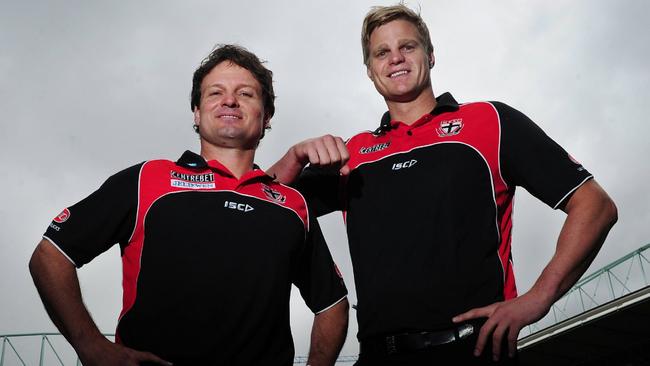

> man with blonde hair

[{"left": 270, "top": 3, "right": 617, "bottom": 365}]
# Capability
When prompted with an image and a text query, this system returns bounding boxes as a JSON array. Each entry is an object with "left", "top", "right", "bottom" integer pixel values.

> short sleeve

[
  {"left": 496, "top": 102, "right": 593, "bottom": 209},
  {"left": 295, "top": 166, "right": 343, "bottom": 217},
  {"left": 292, "top": 211, "right": 347, "bottom": 314},
  {"left": 43, "top": 163, "right": 143, "bottom": 267}
]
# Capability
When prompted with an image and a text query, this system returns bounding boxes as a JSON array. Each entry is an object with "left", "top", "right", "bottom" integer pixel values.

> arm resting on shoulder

[
  {"left": 267, "top": 135, "right": 349, "bottom": 185},
  {"left": 307, "top": 298, "right": 349, "bottom": 366}
]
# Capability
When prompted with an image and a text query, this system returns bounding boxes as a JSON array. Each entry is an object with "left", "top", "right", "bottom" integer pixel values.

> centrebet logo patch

[
  {"left": 170, "top": 170, "right": 215, "bottom": 189},
  {"left": 53, "top": 208, "right": 70, "bottom": 223},
  {"left": 437, "top": 118, "right": 463, "bottom": 137},
  {"left": 262, "top": 184, "right": 286, "bottom": 204}
]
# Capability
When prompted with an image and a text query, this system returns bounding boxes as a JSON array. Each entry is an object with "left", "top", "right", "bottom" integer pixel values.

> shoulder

[
  {"left": 346, "top": 130, "right": 380, "bottom": 146},
  {"left": 132, "top": 158, "right": 183, "bottom": 178},
  {"left": 346, "top": 129, "right": 393, "bottom": 157},
  {"left": 264, "top": 180, "right": 311, "bottom": 229},
  {"left": 104, "top": 161, "right": 147, "bottom": 186}
]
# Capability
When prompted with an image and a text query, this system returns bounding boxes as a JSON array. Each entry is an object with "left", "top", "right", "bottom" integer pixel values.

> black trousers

[{"left": 354, "top": 330, "right": 520, "bottom": 366}]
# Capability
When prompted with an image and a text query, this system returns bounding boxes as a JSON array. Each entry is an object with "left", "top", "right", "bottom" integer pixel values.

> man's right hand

[
  {"left": 268, "top": 134, "right": 349, "bottom": 184},
  {"left": 78, "top": 339, "right": 172, "bottom": 366},
  {"left": 290, "top": 134, "right": 350, "bottom": 174}
]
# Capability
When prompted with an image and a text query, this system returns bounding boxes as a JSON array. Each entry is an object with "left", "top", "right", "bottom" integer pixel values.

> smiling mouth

[
  {"left": 218, "top": 114, "right": 242, "bottom": 119},
  {"left": 389, "top": 70, "right": 409, "bottom": 78}
]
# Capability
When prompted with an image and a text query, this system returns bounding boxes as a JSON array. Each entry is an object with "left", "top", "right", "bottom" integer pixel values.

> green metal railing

[
  {"left": 0, "top": 333, "right": 111, "bottom": 366},
  {"left": 0, "top": 333, "right": 357, "bottom": 365},
  {"left": 519, "top": 243, "right": 650, "bottom": 337},
  {"left": 4, "top": 244, "right": 648, "bottom": 364}
]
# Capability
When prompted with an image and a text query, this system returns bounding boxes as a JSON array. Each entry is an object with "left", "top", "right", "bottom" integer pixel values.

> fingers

[
  {"left": 452, "top": 304, "right": 494, "bottom": 323},
  {"left": 469, "top": 303, "right": 522, "bottom": 361},
  {"left": 315, "top": 137, "right": 337, "bottom": 166},
  {"left": 309, "top": 138, "right": 327, "bottom": 165},
  {"left": 455, "top": 298, "right": 533, "bottom": 360},
  {"left": 490, "top": 319, "right": 522, "bottom": 360},
  {"left": 491, "top": 322, "right": 508, "bottom": 361},
  {"left": 299, "top": 135, "right": 349, "bottom": 169},
  {"left": 473, "top": 318, "right": 496, "bottom": 357},
  {"left": 305, "top": 143, "right": 321, "bottom": 166},
  {"left": 317, "top": 135, "right": 347, "bottom": 166},
  {"left": 335, "top": 136, "right": 350, "bottom": 165},
  {"left": 507, "top": 326, "right": 519, "bottom": 358},
  {"left": 451, "top": 302, "right": 505, "bottom": 359},
  {"left": 340, "top": 164, "right": 350, "bottom": 176}
]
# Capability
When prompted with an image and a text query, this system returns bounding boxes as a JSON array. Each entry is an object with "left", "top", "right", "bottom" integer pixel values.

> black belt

[{"left": 360, "top": 323, "right": 475, "bottom": 356}]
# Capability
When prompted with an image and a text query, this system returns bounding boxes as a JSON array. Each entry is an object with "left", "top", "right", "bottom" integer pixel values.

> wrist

[
  {"left": 526, "top": 283, "right": 559, "bottom": 310},
  {"left": 72, "top": 331, "right": 111, "bottom": 359},
  {"left": 288, "top": 144, "right": 309, "bottom": 167}
]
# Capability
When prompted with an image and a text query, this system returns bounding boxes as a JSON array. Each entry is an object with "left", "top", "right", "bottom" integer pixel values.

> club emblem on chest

[
  {"left": 262, "top": 184, "right": 287, "bottom": 204},
  {"left": 436, "top": 118, "right": 464, "bottom": 137}
]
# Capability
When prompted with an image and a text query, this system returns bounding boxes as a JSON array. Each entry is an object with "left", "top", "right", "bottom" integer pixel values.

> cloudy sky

[{"left": 1, "top": 0, "right": 649, "bottom": 361}]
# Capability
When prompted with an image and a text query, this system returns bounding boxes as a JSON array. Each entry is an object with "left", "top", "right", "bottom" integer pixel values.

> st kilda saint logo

[
  {"left": 262, "top": 184, "right": 286, "bottom": 204},
  {"left": 436, "top": 118, "right": 463, "bottom": 137},
  {"left": 53, "top": 208, "right": 71, "bottom": 223}
]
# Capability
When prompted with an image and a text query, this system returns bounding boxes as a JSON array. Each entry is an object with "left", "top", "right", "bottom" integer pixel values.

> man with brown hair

[
  {"left": 30, "top": 44, "right": 348, "bottom": 366},
  {"left": 270, "top": 4, "right": 617, "bottom": 365}
]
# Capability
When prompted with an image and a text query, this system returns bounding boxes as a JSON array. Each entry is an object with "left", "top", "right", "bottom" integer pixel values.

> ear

[
  {"left": 429, "top": 51, "right": 435, "bottom": 69},
  {"left": 193, "top": 107, "right": 200, "bottom": 127},
  {"left": 263, "top": 116, "right": 271, "bottom": 131},
  {"left": 367, "top": 66, "right": 373, "bottom": 81}
]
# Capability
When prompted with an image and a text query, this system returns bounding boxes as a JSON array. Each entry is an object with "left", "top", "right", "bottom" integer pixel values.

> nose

[
  {"left": 389, "top": 49, "right": 405, "bottom": 65},
  {"left": 220, "top": 92, "right": 239, "bottom": 108}
]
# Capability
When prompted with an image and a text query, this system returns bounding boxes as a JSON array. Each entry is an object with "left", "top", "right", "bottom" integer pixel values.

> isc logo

[
  {"left": 392, "top": 159, "right": 417, "bottom": 170},
  {"left": 224, "top": 201, "right": 254, "bottom": 212}
]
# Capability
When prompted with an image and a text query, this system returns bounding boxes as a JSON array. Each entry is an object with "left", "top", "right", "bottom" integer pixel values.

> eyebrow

[
  {"left": 205, "top": 82, "right": 256, "bottom": 88},
  {"left": 203, "top": 83, "right": 259, "bottom": 91},
  {"left": 373, "top": 38, "right": 418, "bottom": 51}
]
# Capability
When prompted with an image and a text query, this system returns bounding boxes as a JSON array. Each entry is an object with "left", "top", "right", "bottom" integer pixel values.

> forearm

[
  {"left": 29, "top": 240, "right": 108, "bottom": 355},
  {"left": 528, "top": 180, "right": 618, "bottom": 305},
  {"left": 307, "top": 298, "right": 349, "bottom": 366}
]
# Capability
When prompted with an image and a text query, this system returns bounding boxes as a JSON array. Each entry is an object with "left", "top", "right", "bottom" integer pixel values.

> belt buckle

[
  {"left": 386, "top": 335, "right": 397, "bottom": 355},
  {"left": 457, "top": 323, "right": 474, "bottom": 340}
]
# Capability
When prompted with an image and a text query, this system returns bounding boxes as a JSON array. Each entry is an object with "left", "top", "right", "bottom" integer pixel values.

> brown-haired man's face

[
  {"left": 193, "top": 61, "right": 267, "bottom": 150},
  {"left": 366, "top": 19, "right": 433, "bottom": 103}
]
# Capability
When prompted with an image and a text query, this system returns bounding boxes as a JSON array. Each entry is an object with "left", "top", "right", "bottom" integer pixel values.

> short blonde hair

[{"left": 361, "top": 3, "right": 434, "bottom": 66}]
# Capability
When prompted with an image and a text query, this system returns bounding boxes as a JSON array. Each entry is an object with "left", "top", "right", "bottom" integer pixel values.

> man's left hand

[{"left": 452, "top": 292, "right": 551, "bottom": 361}]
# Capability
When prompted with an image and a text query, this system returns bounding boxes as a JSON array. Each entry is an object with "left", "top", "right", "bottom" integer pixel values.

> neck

[
  {"left": 200, "top": 143, "right": 256, "bottom": 179},
  {"left": 386, "top": 88, "right": 437, "bottom": 125}
]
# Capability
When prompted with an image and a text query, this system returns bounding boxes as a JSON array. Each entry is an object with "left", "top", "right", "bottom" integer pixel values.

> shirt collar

[
  {"left": 175, "top": 150, "right": 270, "bottom": 181},
  {"left": 376, "top": 92, "right": 460, "bottom": 133},
  {"left": 176, "top": 150, "right": 208, "bottom": 169}
]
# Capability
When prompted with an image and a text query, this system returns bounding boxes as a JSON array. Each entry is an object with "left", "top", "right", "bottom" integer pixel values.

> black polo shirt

[
  {"left": 44, "top": 151, "right": 347, "bottom": 365},
  {"left": 298, "top": 92, "right": 592, "bottom": 341}
]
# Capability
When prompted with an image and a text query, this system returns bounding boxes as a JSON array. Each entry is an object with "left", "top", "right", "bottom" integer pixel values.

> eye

[
  {"left": 239, "top": 91, "right": 254, "bottom": 97},
  {"left": 401, "top": 43, "right": 416, "bottom": 52},
  {"left": 375, "top": 49, "right": 388, "bottom": 58}
]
